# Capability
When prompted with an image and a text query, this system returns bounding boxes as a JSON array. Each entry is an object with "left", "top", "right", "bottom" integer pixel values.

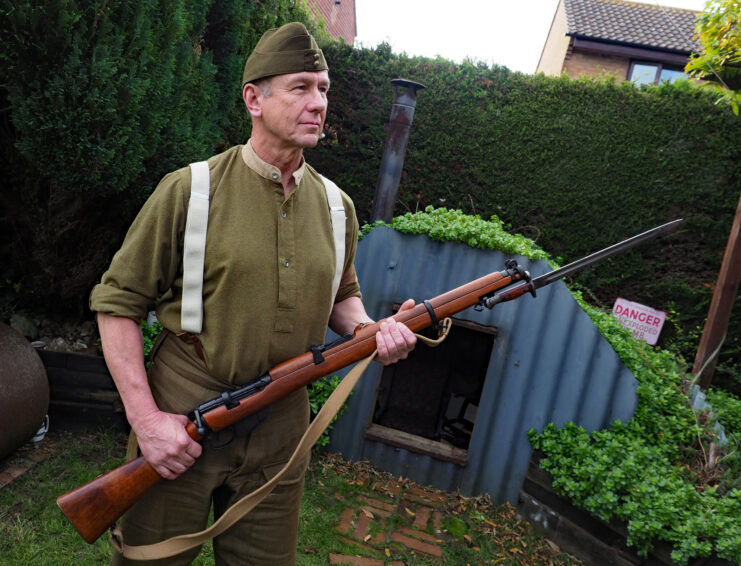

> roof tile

[{"left": 564, "top": 0, "right": 702, "bottom": 52}]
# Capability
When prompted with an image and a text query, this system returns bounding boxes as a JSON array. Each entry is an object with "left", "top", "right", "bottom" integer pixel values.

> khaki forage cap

[{"left": 242, "top": 22, "right": 328, "bottom": 86}]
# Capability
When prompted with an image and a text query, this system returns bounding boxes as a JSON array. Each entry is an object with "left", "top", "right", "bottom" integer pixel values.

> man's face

[{"left": 257, "top": 70, "right": 329, "bottom": 152}]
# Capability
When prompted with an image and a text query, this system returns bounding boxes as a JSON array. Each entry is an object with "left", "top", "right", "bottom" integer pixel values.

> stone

[{"left": 9, "top": 313, "right": 39, "bottom": 340}]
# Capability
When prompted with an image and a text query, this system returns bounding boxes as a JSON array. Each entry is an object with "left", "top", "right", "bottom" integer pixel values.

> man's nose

[{"left": 307, "top": 87, "right": 327, "bottom": 111}]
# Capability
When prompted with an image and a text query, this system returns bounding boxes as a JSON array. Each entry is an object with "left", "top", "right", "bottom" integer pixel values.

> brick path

[
  {"left": 330, "top": 475, "right": 450, "bottom": 565},
  {"left": 0, "top": 439, "right": 54, "bottom": 490}
]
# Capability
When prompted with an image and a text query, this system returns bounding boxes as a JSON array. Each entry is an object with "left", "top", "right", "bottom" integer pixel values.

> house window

[
  {"left": 366, "top": 316, "right": 496, "bottom": 465},
  {"left": 629, "top": 61, "right": 687, "bottom": 86}
]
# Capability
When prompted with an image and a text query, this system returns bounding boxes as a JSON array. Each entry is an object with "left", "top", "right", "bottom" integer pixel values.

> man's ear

[{"left": 243, "top": 84, "right": 262, "bottom": 118}]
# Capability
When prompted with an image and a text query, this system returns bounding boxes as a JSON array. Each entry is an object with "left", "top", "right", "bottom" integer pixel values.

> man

[{"left": 90, "top": 22, "right": 417, "bottom": 565}]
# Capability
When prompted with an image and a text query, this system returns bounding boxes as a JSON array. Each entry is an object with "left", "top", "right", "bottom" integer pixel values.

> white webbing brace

[
  {"left": 181, "top": 161, "right": 210, "bottom": 334},
  {"left": 320, "top": 174, "right": 346, "bottom": 309},
  {"left": 180, "top": 163, "right": 346, "bottom": 334}
]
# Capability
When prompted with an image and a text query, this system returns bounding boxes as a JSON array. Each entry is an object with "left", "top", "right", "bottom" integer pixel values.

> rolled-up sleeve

[{"left": 90, "top": 170, "right": 188, "bottom": 322}]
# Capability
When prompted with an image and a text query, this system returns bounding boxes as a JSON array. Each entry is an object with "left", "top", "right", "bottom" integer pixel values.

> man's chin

[{"left": 297, "top": 134, "right": 321, "bottom": 148}]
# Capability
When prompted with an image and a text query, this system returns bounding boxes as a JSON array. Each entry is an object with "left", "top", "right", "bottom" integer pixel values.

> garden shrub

[{"left": 0, "top": 0, "right": 322, "bottom": 316}]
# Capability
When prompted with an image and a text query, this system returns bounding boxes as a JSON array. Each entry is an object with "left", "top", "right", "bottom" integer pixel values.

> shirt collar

[{"left": 241, "top": 140, "right": 306, "bottom": 187}]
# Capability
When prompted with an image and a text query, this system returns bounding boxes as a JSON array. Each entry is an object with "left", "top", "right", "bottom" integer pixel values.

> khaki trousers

[{"left": 110, "top": 386, "right": 310, "bottom": 566}]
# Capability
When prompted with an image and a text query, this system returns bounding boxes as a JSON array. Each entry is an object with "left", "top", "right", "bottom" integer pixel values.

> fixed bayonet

[{"left": 482, "top": 219, "right": 683, "bottom": 309}]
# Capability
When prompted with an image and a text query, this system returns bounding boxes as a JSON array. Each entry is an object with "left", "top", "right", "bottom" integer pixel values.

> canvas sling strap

[
  {"left": 110, "top": 319, "right": 452, "bottom": 561},
  {"left": 180, "top": 162, "right": 346, "bottom": 334}
]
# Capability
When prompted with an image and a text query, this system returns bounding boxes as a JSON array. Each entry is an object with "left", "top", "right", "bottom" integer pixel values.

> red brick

[
  {"left": 336, "top": 507, "right": 355, "bottom": 534},
  {"left": 0, "top": 472, "right": 14, "bottom": 489},
  {"left": 402, "top": 486, "right": 446, "bottom": 505},
  {"left": 371, "top": 529, "right": 386, "bottom": 546},
  {"left": 412, "top": 506, "right": 430, "bottom": 530},
  {"left": 432, "top": 510, "right": 443, "bottom": 532},
  {"left": 27, "top": 449, "right": 51, "bottom": 463},
  {"left": 390, "top": 532, "right": 443, "bottom": 557},
  {"left": 364, "top": 504, "right": 393, "bottom": 519},
  {"left": 6, "top": 466, "right": 30, "bottom": 480},
  {"left": 329, "top": 553, "right": 384, "bottom": 566},
  {"left": 398, "top": 527, "right": 441, "bottom": 543},
  {"left": 353, "top": 511, "right": 371, "bottom": 540},
  {"left": 358, "top": 496, "right": 395, "bottom": 517},
  {"left": 335, "top": 536, "right": 380, "bottom": 555},
  {"left": 371, "top": 479, "right": 402, "bottom": 499},
  {"left": 358, "top": 495, "right": 396, "bottom": 512},
  {"left": 306, "top": 0, "right": 356, "bottom": 44}
]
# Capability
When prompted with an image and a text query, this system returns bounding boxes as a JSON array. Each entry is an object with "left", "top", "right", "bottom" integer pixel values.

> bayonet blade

[{"left": 531, "top": 218, "right": 683, "bottom": 291}]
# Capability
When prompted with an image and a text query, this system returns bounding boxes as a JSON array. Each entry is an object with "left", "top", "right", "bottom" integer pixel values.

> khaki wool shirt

[{"left": 90, "top": 142, "right": 361, "bottom": 389}]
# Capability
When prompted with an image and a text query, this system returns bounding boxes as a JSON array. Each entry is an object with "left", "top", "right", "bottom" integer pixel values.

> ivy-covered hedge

[
  {"left": 372, "top": 208, "right": 741, "bottom": 565},
  {"left": 306, "top": 43, "right": 740, "bottom": 392}
]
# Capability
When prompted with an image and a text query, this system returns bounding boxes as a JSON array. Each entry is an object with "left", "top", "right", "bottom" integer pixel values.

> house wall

[
  {"left": 308, "top": 0, "right": 357, "bottom": 44},
  {"left": 536, "top": 0, "right": 571, "bottom": 76},
  {"left": 563, "top": 49, "right": 630, "bottom": 80}
]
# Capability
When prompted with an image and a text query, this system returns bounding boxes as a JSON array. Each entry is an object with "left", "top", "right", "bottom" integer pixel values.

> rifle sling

[{"left": 110, "top": 321, "right": 452, "bottom": 561}]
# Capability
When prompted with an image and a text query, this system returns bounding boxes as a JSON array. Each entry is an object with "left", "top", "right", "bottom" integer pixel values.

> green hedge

[
  {"left": 306, "top": 43, "right": 740, "bottom": 391},
  {"left": 0, "top": 0, "right": 324, "bottom": 316},
  {"left": 1, "top": 11, "right": 738, "bottom": 391}
]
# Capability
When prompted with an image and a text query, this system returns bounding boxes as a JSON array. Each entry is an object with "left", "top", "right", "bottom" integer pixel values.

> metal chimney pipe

[{"left": 370, "top": 78, "right": 425, "bottom": 223}]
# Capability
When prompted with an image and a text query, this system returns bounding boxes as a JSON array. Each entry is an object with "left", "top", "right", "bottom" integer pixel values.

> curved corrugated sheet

[{"left": 328, "top": 227, "right": 638, "bottom": 504}]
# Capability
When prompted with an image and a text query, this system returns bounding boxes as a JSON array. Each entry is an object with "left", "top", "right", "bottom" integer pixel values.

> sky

[{"left": 354, "top": 0, "right": 709, "bottom": 74}]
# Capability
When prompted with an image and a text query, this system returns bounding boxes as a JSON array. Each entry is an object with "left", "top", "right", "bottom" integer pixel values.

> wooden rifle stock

[{"left": 56, "top": 264, "right": 524, "bottom": 544}]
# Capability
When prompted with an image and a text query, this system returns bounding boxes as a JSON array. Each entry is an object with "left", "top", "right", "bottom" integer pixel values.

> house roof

[{"left": 564, "top": 0, "right": 702, "bottom": 53}]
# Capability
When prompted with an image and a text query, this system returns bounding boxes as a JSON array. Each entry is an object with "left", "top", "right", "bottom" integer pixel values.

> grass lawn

[{"left": 0, "top": 425, "right": 581, "bottom": 565}]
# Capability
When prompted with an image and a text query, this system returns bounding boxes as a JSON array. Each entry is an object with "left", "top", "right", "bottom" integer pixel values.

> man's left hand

[{"left": 375, "top": 298, "right": 417, "bottom": 365}]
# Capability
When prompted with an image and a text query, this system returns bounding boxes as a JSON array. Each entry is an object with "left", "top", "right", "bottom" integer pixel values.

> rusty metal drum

[{"left": 0, "top": 323, "right": 50, "bottom": 459}]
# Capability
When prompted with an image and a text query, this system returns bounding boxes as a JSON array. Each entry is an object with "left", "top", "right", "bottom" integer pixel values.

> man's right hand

[
  {"left": 97, "top": 313, "right": 203, "bottom": 480},
  {"left": 133, "top": 409, "right": 203, "bottom": 479}
]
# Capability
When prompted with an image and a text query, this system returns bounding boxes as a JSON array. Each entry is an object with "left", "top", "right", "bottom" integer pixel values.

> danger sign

[{"left": 612, "top": 297, "right": 666, "bottom": 346}]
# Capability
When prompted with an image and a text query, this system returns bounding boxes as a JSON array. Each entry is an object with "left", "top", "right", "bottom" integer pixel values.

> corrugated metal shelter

[{"left": 328, "top": 226, "right": 639, "bottom": 504}]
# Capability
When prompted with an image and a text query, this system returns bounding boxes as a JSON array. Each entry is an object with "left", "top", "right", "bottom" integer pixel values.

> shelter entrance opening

[{"left": 366, "top": 315, "right": 496, "bottom": 465}]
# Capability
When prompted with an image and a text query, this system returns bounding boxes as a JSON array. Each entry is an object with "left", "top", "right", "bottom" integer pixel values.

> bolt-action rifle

[{"left": 57, "top": 219, "right": 682, "bottom": 544}]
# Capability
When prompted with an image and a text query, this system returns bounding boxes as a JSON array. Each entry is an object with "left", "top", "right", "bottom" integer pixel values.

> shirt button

[
  {"left": 271, "top": 172, "right": 279, "bottom": 180},
  {"left": 281, "top": 211, "right": 287, "bottom": 218}
]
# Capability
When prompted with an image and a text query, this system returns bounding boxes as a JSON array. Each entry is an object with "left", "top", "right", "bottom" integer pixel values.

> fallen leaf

[
  {"left": 404, "top": 507, "right": 416, "bottom": 517},
  {"left": 362, "top": 508, "right": 374, "bottom": 519},
  {"left": 464, "top": 534, "right": 473, "bottom": 544},
  {"left": 364, "top": 534, "right": 372, "bottom": 542},
  {"left": 385, "top": 548, "right": 390, "bottom": 558}
]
